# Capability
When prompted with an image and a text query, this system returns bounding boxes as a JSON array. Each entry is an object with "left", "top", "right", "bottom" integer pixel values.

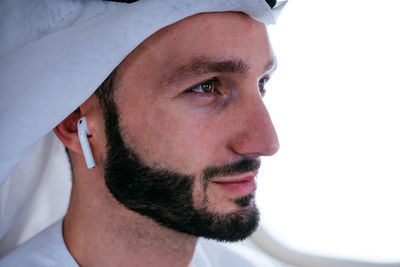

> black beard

[{"left": 102, "top": 99, "right": 261, "bottom": 242}]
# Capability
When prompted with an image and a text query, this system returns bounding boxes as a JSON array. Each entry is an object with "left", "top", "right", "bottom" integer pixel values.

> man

[{"left": 0, "top": 0, "right": 285, "bottom": 266}]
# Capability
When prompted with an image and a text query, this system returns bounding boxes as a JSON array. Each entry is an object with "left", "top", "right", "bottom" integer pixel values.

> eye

[
  {"left": 258, "top": 76, "right": 270, "bottom": 96},
  {"left": 188, "top": 78, "right": 219, "bottom": 95}
]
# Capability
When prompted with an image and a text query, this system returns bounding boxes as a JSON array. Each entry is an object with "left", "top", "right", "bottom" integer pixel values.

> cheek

[{"left": 122, "top": 102, "right": 222, "bottom": 173}]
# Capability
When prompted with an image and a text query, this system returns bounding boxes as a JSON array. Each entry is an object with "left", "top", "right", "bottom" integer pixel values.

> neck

[{"left": 63, "top": 170, "right": 197, "bottom": 267}]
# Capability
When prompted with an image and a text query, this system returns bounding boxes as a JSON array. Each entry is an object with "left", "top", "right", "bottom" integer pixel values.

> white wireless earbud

[{"left": 77, "top": 117, "right": 95, "bottom": 169}]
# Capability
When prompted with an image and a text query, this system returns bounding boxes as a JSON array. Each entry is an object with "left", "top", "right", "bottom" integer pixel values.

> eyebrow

[
  {"left": 165, "top": 58, "right": 248, "bottom": 85},
  {"left": 164, "top": 56, "right": 277, "bottom": 86}
]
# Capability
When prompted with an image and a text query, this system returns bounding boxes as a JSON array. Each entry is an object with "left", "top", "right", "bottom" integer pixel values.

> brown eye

[
  {"left": 200, "top": 81, "right": 215, "bottom": 93},
  {"left": 189, "top": 79, "right": 218, "bottom": 94},
  {"left": 258, "top": 76, "right": 270, "bottom": 95}
]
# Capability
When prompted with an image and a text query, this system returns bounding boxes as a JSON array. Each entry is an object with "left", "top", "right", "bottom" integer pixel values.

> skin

[{"left": 55, "top": 12, "right": 279, "bottom": 267}]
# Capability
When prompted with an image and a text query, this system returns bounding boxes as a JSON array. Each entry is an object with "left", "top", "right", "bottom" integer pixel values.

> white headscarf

[{"left": 0, "top": 0, "right": 286, "bottom": 255}]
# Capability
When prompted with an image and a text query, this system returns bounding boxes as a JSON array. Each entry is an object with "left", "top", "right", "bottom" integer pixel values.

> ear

[{"left": 54, "top": 108, "right": 83, "bottom": 154}]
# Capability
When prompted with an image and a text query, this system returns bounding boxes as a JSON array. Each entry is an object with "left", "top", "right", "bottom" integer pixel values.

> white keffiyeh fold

[{"left": 0, "top": 0, "right": 286, "bottom": 255}]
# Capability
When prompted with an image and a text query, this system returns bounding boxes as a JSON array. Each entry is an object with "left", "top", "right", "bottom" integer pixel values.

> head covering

[{"left": 0, "top": 0, "right": 286, "bottom": 254}]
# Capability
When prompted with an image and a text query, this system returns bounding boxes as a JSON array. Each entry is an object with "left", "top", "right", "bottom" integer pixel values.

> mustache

[{"left": 203, "top": 157, "right": 261, "bottom": 182}]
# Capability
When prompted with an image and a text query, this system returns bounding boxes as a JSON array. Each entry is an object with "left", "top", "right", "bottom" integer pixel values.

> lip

[{"left": 211, "top": 171, "right": 258, "bottom": 195}]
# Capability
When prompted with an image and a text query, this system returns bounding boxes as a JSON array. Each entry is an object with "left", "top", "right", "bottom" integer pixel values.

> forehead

[{"left": 118, "top": 12, "right": 271, "bottom": 75}]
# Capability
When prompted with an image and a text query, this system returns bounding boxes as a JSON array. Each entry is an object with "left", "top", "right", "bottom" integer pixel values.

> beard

[{"left": 101, "top": 99, "right": 261, "bottom": 242}]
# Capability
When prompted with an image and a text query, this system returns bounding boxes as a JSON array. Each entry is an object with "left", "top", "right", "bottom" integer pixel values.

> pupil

[{"left": 202, "top": 83, "right": 213, "bottom": 92}]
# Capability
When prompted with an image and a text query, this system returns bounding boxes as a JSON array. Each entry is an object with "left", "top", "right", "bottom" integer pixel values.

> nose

[{"left": 229, "top": 95, "right": 279, "bottom": 159}]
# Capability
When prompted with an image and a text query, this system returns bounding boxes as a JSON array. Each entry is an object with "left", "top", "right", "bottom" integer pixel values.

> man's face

[{"left": 99, "top": 12, "right": 279, "bottom": 241}]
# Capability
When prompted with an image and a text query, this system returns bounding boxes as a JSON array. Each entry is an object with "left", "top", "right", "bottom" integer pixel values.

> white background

[{"left": 258, "top": 0, "right": 400, "bottom": 263}]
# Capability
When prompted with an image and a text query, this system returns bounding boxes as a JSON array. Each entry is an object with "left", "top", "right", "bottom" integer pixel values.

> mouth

[{"left": 211, "top": 171, "right": 258, "bottom": 195}]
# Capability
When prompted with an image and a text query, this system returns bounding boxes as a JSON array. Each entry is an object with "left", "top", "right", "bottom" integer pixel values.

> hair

[
  {"left": 265, "top": 0, "right": 276, "bottom": 8},
  {"left": 94, "top": 67, "right": 118, "bottom": 108},
  {"left": 65, "top": 67, "right": 118, "bottom": 177}
]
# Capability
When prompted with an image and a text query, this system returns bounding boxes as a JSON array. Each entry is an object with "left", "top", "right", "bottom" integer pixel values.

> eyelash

[
  {"left": 186, "top": 78, "right": 220, "bottom": 96},
  {"left": 185, "top": 75, "right": 270, "bottom": 96},
  {"left": 258, "top": 76, "right": 270, "bottom": 96}
]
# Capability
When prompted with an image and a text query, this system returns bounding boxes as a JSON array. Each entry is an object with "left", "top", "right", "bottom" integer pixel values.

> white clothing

[
  {"left": 0, "top": 220, "right": 77, "bottom": 267},
  {"left": 0, "top": 219, "right": 281, "bottom": 267}
]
